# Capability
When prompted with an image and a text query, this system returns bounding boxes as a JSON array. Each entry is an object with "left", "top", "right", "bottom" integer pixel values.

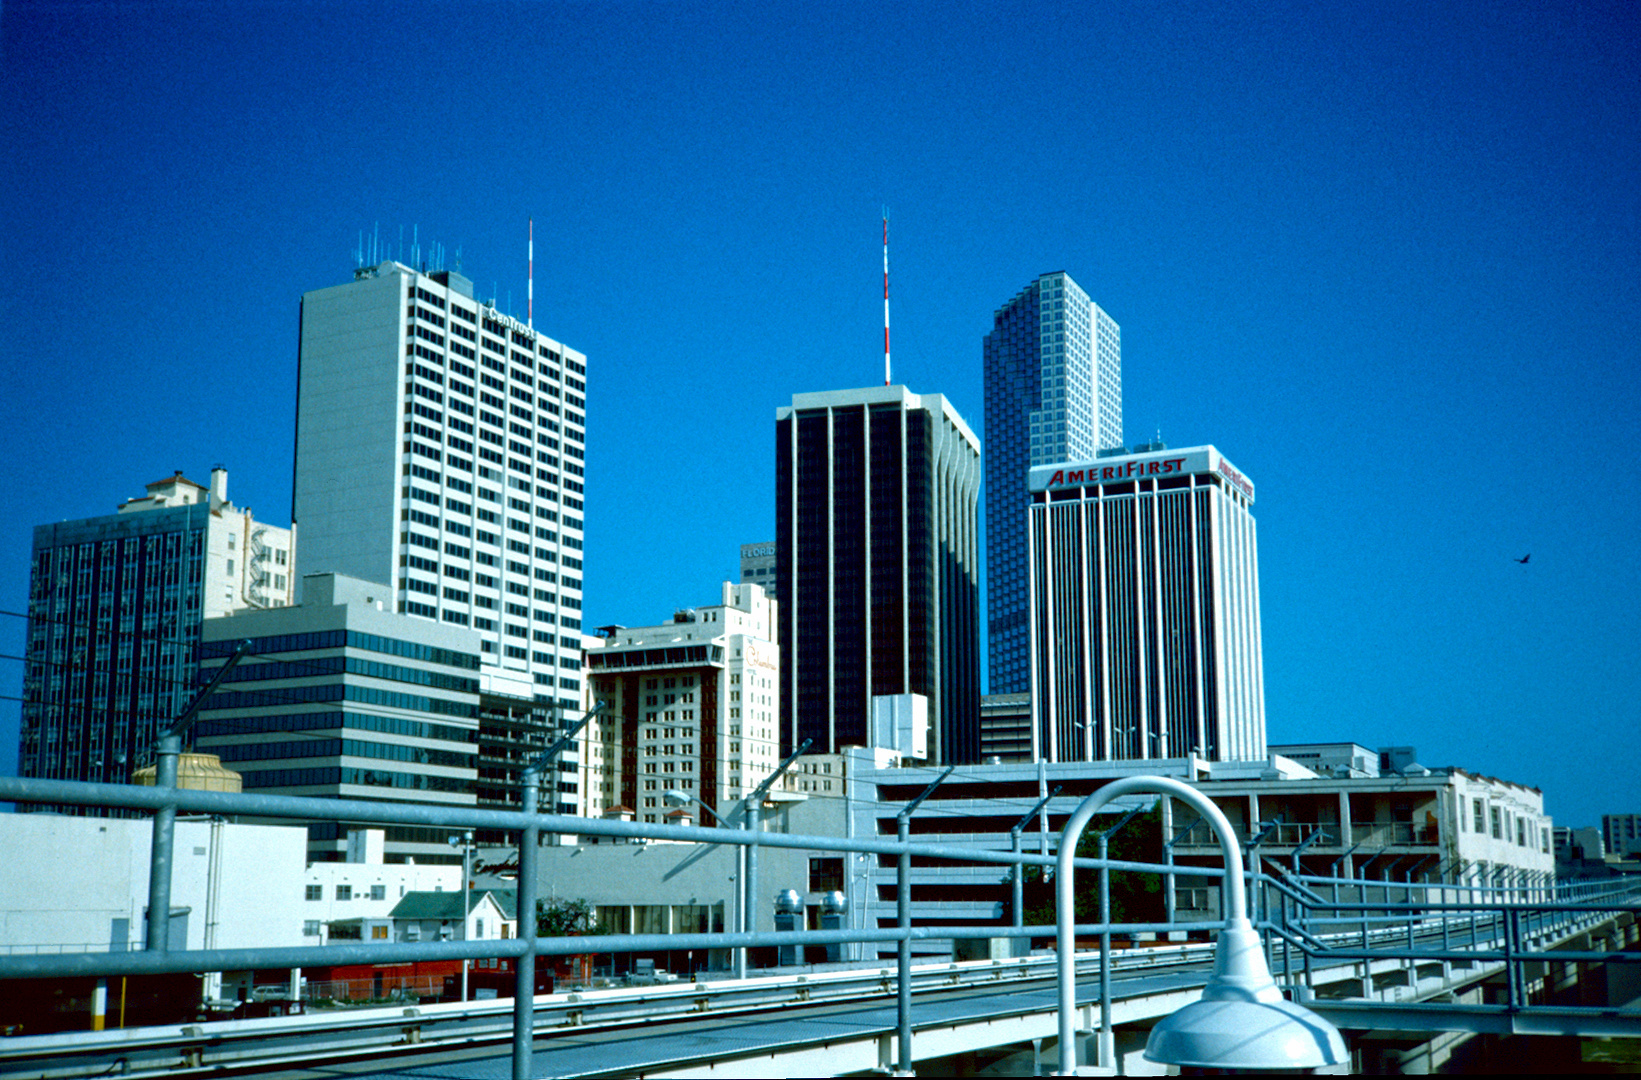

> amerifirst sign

[{"left": 1028, "top": 446, "right": 1254, "bottom": 504}]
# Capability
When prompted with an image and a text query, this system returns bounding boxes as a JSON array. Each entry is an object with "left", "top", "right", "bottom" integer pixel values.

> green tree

[
  {"left": 1018, "top": 806, "right": 1165, "bottom": 927},
  {"left": 536, "top": 897, "right": 606, "bottom": 936}
]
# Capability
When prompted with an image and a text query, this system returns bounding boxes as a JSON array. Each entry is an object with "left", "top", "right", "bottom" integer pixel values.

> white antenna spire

[
  {"left": 528, "top": 217, "right": 534, "bottom": 330},
  {"left": 882, "top": 208, "right": 891, "bottom": 386}
]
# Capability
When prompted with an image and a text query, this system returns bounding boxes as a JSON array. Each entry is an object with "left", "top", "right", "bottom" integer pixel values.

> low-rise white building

[
  {"left": 300, "top": 829, "right": 461, "bottom": 944},
  {"left": 507, "top": 740, "right": 1557, "bottom": 972},
  {"left": 0, "top": 812, "right": 307, "bottom": 1000}
]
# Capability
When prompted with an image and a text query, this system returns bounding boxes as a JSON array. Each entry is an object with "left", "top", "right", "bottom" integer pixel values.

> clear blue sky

[{"left": 2, "top": 1, "right": 1636, "bottom": 830}]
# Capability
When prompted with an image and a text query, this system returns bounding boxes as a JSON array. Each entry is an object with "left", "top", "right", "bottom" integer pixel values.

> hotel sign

[{"left": 1029, "top": 446, "right": 1254, "bottom": 503}]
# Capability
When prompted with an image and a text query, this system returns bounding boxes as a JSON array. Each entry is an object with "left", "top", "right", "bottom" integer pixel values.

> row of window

[
  {"left": 240, "top": 765, "right": 472, "bottom": 793},
  {"left": 211, "top": 655, "right": 479, "bottom": 694},
  {"left": 199, "top": 629, "right": 480, "bottom": 670},
  {"left": 306, "top": 882, "right": 388, "bottom": 901},
  {"left": 195, "top": 709, "right": 476, "bottom": 745},
  {"left": 1469, "top": 797, "right": 1550, "bottom": 851},
  {"left": 216, "top": 737, "right": 472, "bottom": 769},
  {"left": 199, "top": 681, "right": 477, "bottom": 718}
]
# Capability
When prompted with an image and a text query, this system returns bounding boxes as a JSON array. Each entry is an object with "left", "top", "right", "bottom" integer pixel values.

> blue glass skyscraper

[{"left": 984, "top": 272, "right": 1121, "bottom": 694}]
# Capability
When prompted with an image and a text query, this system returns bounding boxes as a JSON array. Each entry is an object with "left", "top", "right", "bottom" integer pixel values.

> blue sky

[{"left": 2, "top": 0, "right": 1636, "bottom": 829}]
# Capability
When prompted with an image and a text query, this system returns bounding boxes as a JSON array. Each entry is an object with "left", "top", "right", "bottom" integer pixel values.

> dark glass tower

[
  {"left": 775, "top": 387, "right": 981, "bottom": 764},
  {"left": 984, "top": 272, "right": 1121, "bottom": 695}
]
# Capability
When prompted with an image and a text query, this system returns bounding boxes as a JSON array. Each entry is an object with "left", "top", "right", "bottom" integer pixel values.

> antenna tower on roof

[{"left": 882, "top": 208, "right": 891, "bottom": 386}]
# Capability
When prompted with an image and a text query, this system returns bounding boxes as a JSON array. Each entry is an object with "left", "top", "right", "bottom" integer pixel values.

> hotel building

[
  {"left": 1028, "top": 445, "right": 1264, "bottom": 764},
  {"left": 983, "top": 272, "right": 1121, "bottom": 695},
  {"left": 775, "top": 386, "right": 982, "bottom": 764},
  {"left": 583, "top": 582, "right": 780, "bottom": 822}
]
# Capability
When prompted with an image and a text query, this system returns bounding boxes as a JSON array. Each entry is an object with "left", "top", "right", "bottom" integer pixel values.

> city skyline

[{"left": 2, "top": 2, "right": 1636, "bottom": 829}]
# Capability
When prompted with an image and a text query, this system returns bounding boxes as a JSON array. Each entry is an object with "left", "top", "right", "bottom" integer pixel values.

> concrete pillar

[{"left": 91, "top": 979, "right": 107, "bottom": 1031}]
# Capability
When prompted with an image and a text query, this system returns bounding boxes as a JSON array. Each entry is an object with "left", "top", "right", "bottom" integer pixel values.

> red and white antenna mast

[
  {"left": 527, "top": 218, "right": 534, "bottom": 330},
  {"left": 882, "top": 208, "right": 891, "bottom": 386}
]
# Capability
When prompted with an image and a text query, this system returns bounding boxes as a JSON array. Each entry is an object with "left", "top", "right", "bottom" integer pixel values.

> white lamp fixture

[{"left": 1055, "top": 775, "right": 1346, "bottom": 1074}]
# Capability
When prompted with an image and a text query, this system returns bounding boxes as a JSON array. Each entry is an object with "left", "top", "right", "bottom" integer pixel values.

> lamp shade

[{"left": 1145, "top": 919, "right": 1346, "bottom": 1070}]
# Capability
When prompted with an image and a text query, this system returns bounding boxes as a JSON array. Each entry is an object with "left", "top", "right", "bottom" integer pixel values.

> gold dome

[{"left": 132, "top": 752, "right": 243, "bottom": 793}]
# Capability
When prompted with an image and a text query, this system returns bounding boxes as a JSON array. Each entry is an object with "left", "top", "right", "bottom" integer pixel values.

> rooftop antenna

[
  {"left": 455, "top": 246, "right": 463, "bottom": 274},
  {"left": 528, "top": 217, "right": 534, "bottom": 330},
  {"left": 413, "top": 224, "right": 420, "bottom": 272},
  {"left": 882, "top": 208, "right": 891, "bottom": 386},
  {"left": 372, "top": 221, "right": 379, "bottom": 265},
  {"left": 356, "top": 230, "right": 364, "bottom": 269},
  {"left": 399, "top": 225, "right": 405, "bottom": 265}
]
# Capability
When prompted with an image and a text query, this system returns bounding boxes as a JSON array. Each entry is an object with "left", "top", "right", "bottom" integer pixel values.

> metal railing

[
  {"left": 1177, "top": 818, "right": 1442, "bottom": 848},
  {"left": 1246, "top": 864, "right": 1641, "bottom": 1025},
  {"left": 2, "top": 773, "right": 1636, "bottom": 1078},
  {"left": 0, "top": 774, "right": 1229, "bottom": 1078}
]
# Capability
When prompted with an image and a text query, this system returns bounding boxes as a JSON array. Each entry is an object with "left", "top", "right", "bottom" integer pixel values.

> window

[
  {"left": 372, "top": 925, "right": 389, "bottom": 940},
  {"left": 1472, "top": 799, "right": 1484, "bottom": 833},
  {"left": 1490, "top": 806, "right": 1502, "bottom": 840},
  {"left": 336, "top": 884, "right": 352, "bottom": 901},
  {"left": 305, "top": 884, "right": 322, "bottom": 901},
  {"left": 303, "top": 920, "right": 322, "bottom": 936},
  {"left": 371, "top": 884, "right": 386, "bottom": 900},
  {"left": 809, "top": 857, "right": 844, "bottom": 893}
]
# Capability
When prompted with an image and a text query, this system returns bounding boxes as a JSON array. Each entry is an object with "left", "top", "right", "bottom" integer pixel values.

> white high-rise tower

[{"left": 294, "top": 260, "right": 587, "bottom": 708}]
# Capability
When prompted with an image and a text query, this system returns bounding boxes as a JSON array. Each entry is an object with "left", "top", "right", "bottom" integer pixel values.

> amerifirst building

[{"left": 1028, "top": 445, "right": 1264, "bottom": 764}]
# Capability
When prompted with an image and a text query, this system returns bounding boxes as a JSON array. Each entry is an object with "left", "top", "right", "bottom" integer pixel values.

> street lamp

[
  {"left": 662, "top": 789, "right": 744, "bottom": 978},
  {"left": 1056, "top": 775, "right": 1345, "bottom": 1074},
  {"left": 448, "top": 830, "right": 473, "bottom": 1002}
]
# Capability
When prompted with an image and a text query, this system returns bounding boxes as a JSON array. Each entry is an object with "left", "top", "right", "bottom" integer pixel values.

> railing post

[
  {"left": 1278, "top": 888, "right": 1289, "bottom": 987},
  {"left": 1098, "top": 832, "right": 1113, "bottom": 1070},
  {"left": 1504, "top": 907, "right": 1520, "bottom": 1009},
  {"left": 896, "top": 814, "right": 912, "bottom": 1076},
  {"left": 513, "top": 770, "right": 540, "bottom": 1080},
  {"left": 145, "top": 733, "right": 181, "bottom": 953},
  {"left": 1012, "top": 829, "right": 1024, "bottom": 938},
  {"left": 744, "top": 797, "right": 760, "bottom": 970}
]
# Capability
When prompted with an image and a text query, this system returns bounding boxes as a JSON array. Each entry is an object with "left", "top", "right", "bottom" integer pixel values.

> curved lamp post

[{"left": 1056, "top": 775, "right": 1345, "bottom": 1074}]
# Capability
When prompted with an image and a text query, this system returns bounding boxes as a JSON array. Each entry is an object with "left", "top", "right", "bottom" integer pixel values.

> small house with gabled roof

[{"left": 389, "top": 889, "right": 517, "bottom": 944}]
